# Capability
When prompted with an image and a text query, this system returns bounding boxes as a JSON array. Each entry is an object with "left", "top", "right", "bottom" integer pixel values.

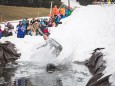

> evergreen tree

[
  {"left": 0, "top": 0, "right": 61, "bottom": 8},
  {"left": 78, "top": 0, "right": 93, "bottom": 5},
  {"left": 42, "top": 0, "right": 61, "bottom": 7}
]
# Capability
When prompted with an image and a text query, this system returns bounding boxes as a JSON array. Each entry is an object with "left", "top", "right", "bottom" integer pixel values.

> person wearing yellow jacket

[{"left": 59, "top": 7, "right": 66, "bottom": 18}]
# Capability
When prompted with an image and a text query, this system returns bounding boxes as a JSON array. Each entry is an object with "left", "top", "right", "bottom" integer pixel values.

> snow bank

[
  {"left": 50, "top": 5, "right": 115, "bottom": 84},
  {"left": 0, "top": 36, "right": 44, "bottom": 61}
]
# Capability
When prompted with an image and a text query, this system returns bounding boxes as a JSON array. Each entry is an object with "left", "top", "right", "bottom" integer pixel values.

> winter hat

[{"left": 43, "top": 29, "right": 48, "bottom": 33}]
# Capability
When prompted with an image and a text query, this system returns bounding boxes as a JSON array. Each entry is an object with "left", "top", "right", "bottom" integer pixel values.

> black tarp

[
  {"left": 85, "top": 48, "right": 111, "bottom": 86},
  {"left": 0, "top": 41, "right": 20, "bottom": 65}
]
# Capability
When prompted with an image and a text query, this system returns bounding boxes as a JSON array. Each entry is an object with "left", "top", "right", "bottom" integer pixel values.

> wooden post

[
  {"left": 68, "top": 0, "right": 70, "bottom": 7},
  {"left": 38, "top": 12, "right": 39, "bottom": 18},
  {"left": 0, "top": 13, "right": 2, "bottom": 22},
  {"left": 50, "top": 1, "right": 53, "bottom": 15}
]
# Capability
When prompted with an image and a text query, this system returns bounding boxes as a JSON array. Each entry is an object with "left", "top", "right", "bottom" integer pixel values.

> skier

[{"left": 37, "top": 33, "right": 62, "bottom": 57}]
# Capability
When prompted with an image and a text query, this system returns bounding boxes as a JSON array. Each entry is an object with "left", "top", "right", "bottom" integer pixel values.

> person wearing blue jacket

[
  {"left": 65, "top": 6, "right": 72, "bottom": 17},
  {"left": 55, "top": 14, "right": 61, "bottom": 27},
  {"left": 17, "top": 21, "right": 25, "bottom": 38},
  {"left": 22, "top": 19, "right": 27, "bottom": 29}
]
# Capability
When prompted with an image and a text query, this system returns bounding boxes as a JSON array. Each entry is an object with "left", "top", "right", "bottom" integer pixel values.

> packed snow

[
  {"left": 50, "top": 4, "right": 115, "bottom": 85},
  {"left": 0, "top": 4, "right": 115, "bottom": 86}
]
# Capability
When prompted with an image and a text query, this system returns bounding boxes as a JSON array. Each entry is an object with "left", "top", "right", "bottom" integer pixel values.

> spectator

[
  {"left": 40, "top": 19, "right": 44, "bottom": 27},
  {"left": 2, "top": 27, "right": 12, "bottom": 37},
  {"left": 44, "top": 18, "right": 49, "bottom": 27},
  {"left": 27, "top": 24, "right": 32, "bottom": 36},
  {"left": 59, "top": 7, "right": 66, "bottom": 18},
  {"left": 53, "top": 5, "right": 59, "bottom": 17},
  {"left": 50, "top": 16, "right": 56, "bottom": 27},
  {"left": 7, "top": 22, "right": 14, "bottom": 30},
  {"left": 0, "top": 26, "right": 2, "bottom": 39},
  {"left": 40, "top": 19, "right": 47, "bottom": 32},
  {"left": 17, "top": 21, "right": 25, "bottom": 38},
  {"left": 4, "top": 20, "right": 8, "bottom": 27},
  {"left": 111, "top": 0, "right": 115, "bottom": 2},
  {"left": 36, "top": 18, "right": 40, "bottom": 22},
  {"left": 55, "top": 14, "right": 61, "bottom": 27},
  {"left": 25, "top": 18, "right": 30, "bottom": 34},
  {"left": 27, "top": 24, "right": 36, "bottom": 36},
  {"left": 33, "top": 22, "right": 40, "bottom": 35},
  {"left": 22, "top": 19, "right": 27, "bottom": 29},
  {"left": 43, "top": 27, "right": 50, "bottom": 35},
  {"left": 48, "top": 18, "right": 53, "bottom": 27},
  {"left": 30, "top": 18, "right": 36, "bottom": 24},
  {"left": 65, "top": 6, "right": 72, "bottom": 17}
]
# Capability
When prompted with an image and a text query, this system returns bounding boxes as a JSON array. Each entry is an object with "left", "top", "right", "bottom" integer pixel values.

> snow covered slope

[
  {"left": 50, "top": 5, "right": 115, "bottom": 85},
  {"left": 1, "top": 4, "right": 115, "bottom": 85}
]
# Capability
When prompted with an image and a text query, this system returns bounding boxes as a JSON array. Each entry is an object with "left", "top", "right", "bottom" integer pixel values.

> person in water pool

[{"left": 37, "top": 33, "right": 62, "bottom": 57}]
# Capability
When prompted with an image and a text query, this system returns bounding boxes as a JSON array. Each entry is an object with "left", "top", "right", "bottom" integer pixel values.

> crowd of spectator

[{"left": 0, "top": 5, "right": 72, "bottom": 39}]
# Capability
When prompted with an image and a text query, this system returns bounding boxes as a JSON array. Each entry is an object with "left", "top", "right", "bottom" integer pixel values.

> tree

[
  {"left": 42, "top": 0, "right": 61, "bottom": 8},
  {"left": 78, "top": 0, "right": 93, "bottom": 5}
]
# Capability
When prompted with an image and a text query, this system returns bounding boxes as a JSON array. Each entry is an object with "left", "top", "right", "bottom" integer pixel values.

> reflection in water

[
  {"left": 0, "top": 65, "right": 17, "bottom": 86},
  {"left": 0, "top": 61, "right": 91, "bottom": 86}
]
